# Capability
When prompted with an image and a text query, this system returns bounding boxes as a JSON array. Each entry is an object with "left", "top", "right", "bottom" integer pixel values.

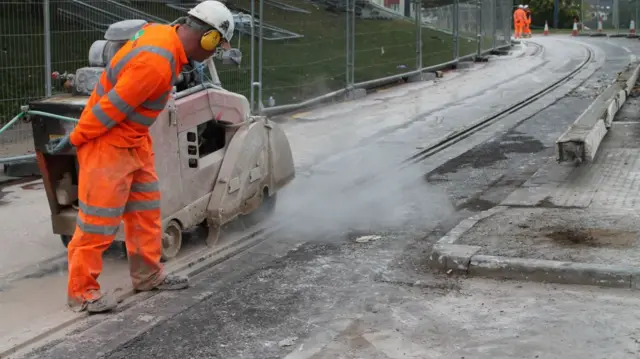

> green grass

[{"left": 0, "top": 0, "right": 487, "bottom": 122}]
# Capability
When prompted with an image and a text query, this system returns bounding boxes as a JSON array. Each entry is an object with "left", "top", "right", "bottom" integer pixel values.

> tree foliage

[{"left": 520, "top": 0, "right": 581, "bottom": 28}]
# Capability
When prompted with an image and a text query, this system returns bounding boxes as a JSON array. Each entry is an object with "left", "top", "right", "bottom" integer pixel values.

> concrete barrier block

[
  {"left": 456, "top": 61, "right": 474, "bottom": 69},
  {"left": 584, "top": 119, "right": 608, "bottom": 161},
  {"left": 625, "top": 62, "right": 640, "bottom": 93},
  {"left": 604, "top": 89, "right": 625, "bottom": 128},
  {"left": 430, "top": 244, "right": 481, "bottom": 272},
  {"left": 407, "top": 72, "right": 436, "bottom": 83},
  {"left": 345, "top": 88, "right": 366, "bottom": 101},
  {"left": 556, "top": 62, "right": 640, "bottom": 162},
  {"left": 556, "top": 81, "right": 624, "bottom": 163}
]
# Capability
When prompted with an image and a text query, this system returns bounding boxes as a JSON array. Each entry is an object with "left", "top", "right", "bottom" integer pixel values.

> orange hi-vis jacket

[
  {"left": 514, "top": 8, "right": 526, "bottom": 24},
  {"left": 70, "top": 23, "right": 189, "bottom": 149}
]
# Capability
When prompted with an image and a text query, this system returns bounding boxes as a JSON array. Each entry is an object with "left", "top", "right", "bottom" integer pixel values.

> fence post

[
  {"left": 415, "top": 0, "right": 422, "bottom": 70},
  {"left": 257, "top": 0, "right": 264, "bottom": 114},
  {"left": 613, "top": 0, "right": 619, "bottom": 34},
  {"left": 249, "top": 3, "right": 256, "bottom": 113},
  {"left": 345, "top": 0, "right": 350, "bottom": 90},
  {"left": 492, "top": 0, "right": 497, "bottom": 49},
  {"left": 345, "top": 0, "right": 355, "bottom": 91},
  {"left": 506, "top": 0, "right": 510, "bottom": 43},
  {"left": 350, "top": 0, "right": 355, "bottom": 86},
  {"left": 476, "top": 0, "right": 482, "bottom": 56},
  {"left": 44, "top": 0, "right": 52, "bottom": 97},
  {"left": 453, "top": 0, "right": 459, "bottom": 60}
]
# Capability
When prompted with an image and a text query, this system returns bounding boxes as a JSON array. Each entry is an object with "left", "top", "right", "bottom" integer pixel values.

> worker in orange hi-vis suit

[
  {"left": 523, "top": 5, "right": 532, "bottom": 37},
  {"left": 513, "top": 5, "right": 526, "bottom": 38},
  {"left": 46, "top": 0, "right": 236, "bottom": 314}
]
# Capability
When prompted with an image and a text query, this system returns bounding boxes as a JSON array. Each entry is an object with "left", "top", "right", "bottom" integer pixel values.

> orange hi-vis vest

[{"left": 70, "top": 23, "right": 189, "bottom": 149}]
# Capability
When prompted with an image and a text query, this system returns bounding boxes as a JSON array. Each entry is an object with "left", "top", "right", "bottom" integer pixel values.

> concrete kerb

[
  {"left": 429, "top": 206, "right": 640, "bottom": 289},
  {"left": 555, "top": 61, "right": 640, "bottom": 163}
]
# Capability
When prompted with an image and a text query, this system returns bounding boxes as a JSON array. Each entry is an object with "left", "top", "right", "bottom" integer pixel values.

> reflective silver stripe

[
  {"left": 124, "top": 199, "right": 161, "bottom": 213},
  {"left": 76, "top": 217, "right": 120, "bottom": 236},
  {"left": 103, "top": 89, "right": 157, "bottom": 127},
  {"left": 107, "top": 90, "right": 135, "bottom": 116},
  {"left": 91, "top": 103, "right": 117, "bottom": 129},
  {"left": 79, "top": 200, "right": 125, "bottom": 218},
  {"left": 95, "top": 82, "right": 105, "bottom": 97},
  {"left": 106, "top": 45, "right": 176, "bottom": 85},
  {"left": 129, "top": 112, "right": 156, "bottom": 127},
  {"left": 142, "top": 90, "right": 170, "bottom": 110},
  {"left": 131, "top": 181, "right": 160, "bottom": 193}
]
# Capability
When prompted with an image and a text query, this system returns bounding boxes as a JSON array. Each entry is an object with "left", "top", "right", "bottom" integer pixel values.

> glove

[{"left": 46, "top": 134, "right": 73, "bottom": 154}]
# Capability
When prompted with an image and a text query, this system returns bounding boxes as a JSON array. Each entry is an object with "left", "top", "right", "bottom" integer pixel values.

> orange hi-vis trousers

[
  {"left": 67, "top": 137, "right": 164, "bottom": 308},
  {"left": 514, "top": 21, "right": 523, "bottom": 38}
]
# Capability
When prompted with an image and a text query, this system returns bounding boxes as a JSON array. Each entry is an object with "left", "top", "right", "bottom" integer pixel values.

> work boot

[
  {"left": 86, "top": 292, "right": 118, "bottom": 314},
  {"left": 153, "top": 274, "right": 189, "bottom": 291}
]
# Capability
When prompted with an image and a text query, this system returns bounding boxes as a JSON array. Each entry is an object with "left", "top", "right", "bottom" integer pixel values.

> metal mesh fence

[
  {"left": 577, "top": 0, "right": 640, "bottom": 33},
  {"left": 481, "top": 0, "right": 494, "bottom": 51},
  {"left": 581, "top": 0, "right": 614, "bottom": 31},
  {"left": 495, "top": 0, "right": 508, "bottom": 46},
  {"left": 458, "top": 0, "right": 479, "bottom": 58},
  {"left": 614, "top": 0, "right": 638, "bottom": 34},
  {"left": 0, "top": 2, "right": 45, "bottom": 157},
  {"left": 421, "top": 2, "right": 456, "bottom": 68},
  {"left": 0, "top": 0, "right": 512, "bottom": 158},
  {"left": 258, "top": 0, "right": 348, "bottom": 108},
  {"left": 353, "top": 0, "right": 420, "bottom": 84}
]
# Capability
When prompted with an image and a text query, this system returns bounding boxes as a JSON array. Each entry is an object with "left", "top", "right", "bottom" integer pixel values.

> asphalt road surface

[{"left": 17, "top": 36, "right": 640, "bottom": 359}]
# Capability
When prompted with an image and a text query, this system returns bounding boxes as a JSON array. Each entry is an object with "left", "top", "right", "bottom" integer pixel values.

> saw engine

[{"left": 53, "top": 19, "right": 243, "bottom": 96}]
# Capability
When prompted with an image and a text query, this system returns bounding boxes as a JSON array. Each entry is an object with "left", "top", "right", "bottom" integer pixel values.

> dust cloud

[{"left": 267, "top": 145, "right": 456, "bottom": 240}]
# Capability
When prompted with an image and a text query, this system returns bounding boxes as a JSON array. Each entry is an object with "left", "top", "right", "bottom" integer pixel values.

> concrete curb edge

[
  {"left": 555, "top": 61, "right": 640, "bottom": 163},
  {"left": 429, "top": 206, "right": 640, "bottom": 289}
]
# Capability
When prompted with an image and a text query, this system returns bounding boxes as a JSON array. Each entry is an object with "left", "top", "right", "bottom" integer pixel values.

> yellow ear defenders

[{"left": 200, "top": 29, "right": 222, "bottom": 52}]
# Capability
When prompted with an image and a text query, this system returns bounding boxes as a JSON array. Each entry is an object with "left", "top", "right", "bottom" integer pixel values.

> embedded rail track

[
  {"left": 404, "top": 43, "right": 592, "bottom": 164},
  {"left": 7, "top": 40, "right": 598, "bottom": 358}
]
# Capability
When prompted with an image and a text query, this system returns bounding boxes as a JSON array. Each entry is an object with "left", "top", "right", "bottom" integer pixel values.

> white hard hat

[
  {"left": 524, "top": 5, "right": 529, "bottom": 8},
  {"left": 518, "top": 4, "right": 524, "bottom": 8},
  {"left": 188, "top": 0, "right": 235, "bottom": 43}
]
